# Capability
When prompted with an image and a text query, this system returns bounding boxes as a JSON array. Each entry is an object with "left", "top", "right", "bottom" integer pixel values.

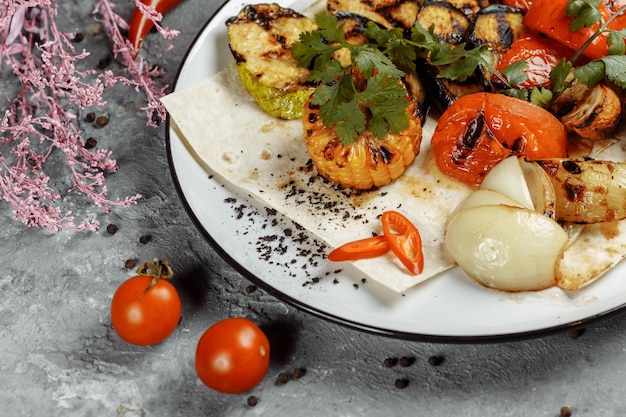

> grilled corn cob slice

[
  {"left": 226, "top": 4, "right": 317, "bottom": 119},
  {"left": 303, "top": 90, "right": 423, "bottom": 190}
]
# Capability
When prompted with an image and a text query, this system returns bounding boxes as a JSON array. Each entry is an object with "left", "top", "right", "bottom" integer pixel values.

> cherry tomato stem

[
  {"left": 381, "top": 211, "right": 424, "bottom": 275},
  {"left": 128, "top": 0, "right": 183, "bottom": 59},
  {"left": 327, "top": 235, "right": 391, "bottom": 262}
]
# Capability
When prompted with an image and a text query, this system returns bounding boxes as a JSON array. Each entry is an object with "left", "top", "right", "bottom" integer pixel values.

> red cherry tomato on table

[
  {"left": 111, "top": 259, "right": 182, "bottom": 346},
  {"left": 195, "top": 318, "right": 270, "bottom": 394},
  {"left": 431, "top": 92, "right": 568, "bottom": 185}
]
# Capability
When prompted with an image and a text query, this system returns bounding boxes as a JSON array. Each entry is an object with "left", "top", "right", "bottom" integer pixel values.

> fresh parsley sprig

[{"left": 291, "top": 14, "right": 409, "bottom": 145}]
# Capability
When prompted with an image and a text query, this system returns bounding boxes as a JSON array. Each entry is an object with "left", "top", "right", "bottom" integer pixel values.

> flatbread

[{"left": 162, "top": 63, "right": 626, "bottom": 293}]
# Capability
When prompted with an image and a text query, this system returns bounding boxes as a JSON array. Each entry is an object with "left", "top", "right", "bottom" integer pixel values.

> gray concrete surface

[{"left": 2, "top": 1, "right": 626, "bottom": 416}]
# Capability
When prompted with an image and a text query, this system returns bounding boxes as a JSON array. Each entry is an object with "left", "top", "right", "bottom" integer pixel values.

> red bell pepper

[
  {"left": 524, "top": 0, "right": 626, "bottom": 61},
  {"left": 128, "top": 0, "right": 183, "bottom": 59}
]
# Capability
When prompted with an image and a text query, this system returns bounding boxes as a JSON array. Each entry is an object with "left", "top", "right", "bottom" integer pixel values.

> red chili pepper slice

[
  {"left": 381, "top": 211, "right": 424, "bottom": 275},
  {"left": 128, "top": 0, "right": 183, "bottom": 59},
  {"left": 327, "top": 235, "right": 390, "bottom": 262}
]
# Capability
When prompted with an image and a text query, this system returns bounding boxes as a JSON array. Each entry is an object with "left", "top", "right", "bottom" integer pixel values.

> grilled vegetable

[
  {"left": 468, "top": 4, "right": 525, "bottom": 54},
  {"left": 303, "top": 88, "right": 423, "bottom": 190},
  {"left": 559, "top": 83, "right": 623, "bottom": 141},
  {"left": 415, "top": 1, "right": 486, "bottom": 111},
  {"left": 416, "top": 1, "right": 470, "bottom": 45},
  {"left": 435, "top": 0, "right": 491, "bottom": 19},
  {"left": 327, "top": 0, "right": 419, "bottom": 29},
  {"left": 445, "top": 201, "right": 569, "bottom": 292},
  {"left": 226, "top": 4, "right": 317, "bottom": 119},
  {"left": 536, "top": 158, "right": 626, "bottom": 224}
]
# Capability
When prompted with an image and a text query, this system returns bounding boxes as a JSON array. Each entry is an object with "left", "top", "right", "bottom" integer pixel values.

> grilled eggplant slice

[
  {"left": 560, "top": 83, "right": 623, "bottom": 141},
  {"left": 327, "top": 0, "right": 419, "bottom": 29},
  {"left": 415, "top": 1, "right": 486, "bottom": 111},
  {"left": 536, "top": 158, "right": 626, "bottom": 224},
  {"left": 430, "top": 0, "right": 491, "bottom": 19},
  {"left": 416, "top": 1, "right": 470, "bottom": 45},
  {"left": 226, "top": 4, "right": 317, "bottom": 119},
  {"left": 303, "top": 87, "right": 423, "bottom": 190},
  {"left": 468, "top": 5, "right": 524, "bottom": 54}
]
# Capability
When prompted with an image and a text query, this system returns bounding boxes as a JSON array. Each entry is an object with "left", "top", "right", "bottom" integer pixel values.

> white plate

[{"left": 165, "top": 0, "right": 626, "bottom": 341}]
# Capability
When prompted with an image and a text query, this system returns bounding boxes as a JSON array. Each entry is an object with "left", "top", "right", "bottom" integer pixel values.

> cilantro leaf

[
  {"left": 597, "top": 55, "right": 626, "bottom": 88},
  {"left": 352, "top": 47, "right": 404, "bottom": 79},
  {"left": 529, "top": 87, "right": 554, "bottom": 107},
  {"left": 573, "top": 60, "right": 606, "bottom": 87},
  {"left": 500, "top": 60, "right": 529, "bottom": 86},
  {"left": 566, "top": 0, "right": 603, "bottom": 30},
  {"left": 607, "top": 29, "right": 626, "bottom": 55},
  {"left": 549, "top": 59, "right": 574, "bottom": 93}
]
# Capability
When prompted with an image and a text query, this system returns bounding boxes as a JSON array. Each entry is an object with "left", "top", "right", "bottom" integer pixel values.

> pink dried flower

[{"left": 0, "top": 0, "right": 179, "bottom": 232}]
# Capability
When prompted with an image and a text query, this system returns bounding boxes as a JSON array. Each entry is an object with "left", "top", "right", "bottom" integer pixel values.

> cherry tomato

[
  {"left": 327, "top": 235, "right": 391, "bottom": 262},
  {"left": 431, "top": 92, "right": 568, "bottom": 185},
  {"left": 496, "top": 32, "right": 571, "bottom": 89},
  {"left": 381, "top": 211, "right": 424, "bottom": 275},
  {"left": 195, "top": 318, "right": 270, "bottom": 394},
  {"left": 111, "top": 259, "right": 181, "bottom": 346},
  {"left": 128, "top": 0, "right": 184, "bottom": 59}
]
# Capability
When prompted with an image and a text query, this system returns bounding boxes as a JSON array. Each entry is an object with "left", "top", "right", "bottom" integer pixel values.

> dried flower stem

[{"left": 0, "top": 0, "right": 178, "bottom": 232}]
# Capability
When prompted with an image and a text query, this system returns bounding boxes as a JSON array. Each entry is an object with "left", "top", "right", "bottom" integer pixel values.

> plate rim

[{"left": 163, "top": 0, "right": 626, "bottom": 343}]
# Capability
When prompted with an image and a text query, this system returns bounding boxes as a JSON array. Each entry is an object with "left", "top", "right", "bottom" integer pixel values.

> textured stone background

[{"left": 2, "top": 1, "right": 626, "bottom": 416}]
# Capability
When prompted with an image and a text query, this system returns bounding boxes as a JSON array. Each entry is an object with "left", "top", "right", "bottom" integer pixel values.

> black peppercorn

[
  {"left": 84, "top": 137, "right": 97, "bottom": 149},
  {"left": 560, "top": 406, "right": 572, "bottom": 417},
  {"left": 85, "top": 112, "right": 96, "bottom": 123},
  {"left": 245, "top": 285, "right": 257, "bottom": 294},
  {"left": 124, "top": 259, "right": 137, "bottom": 269},
  {"left": 292, "top": 367, "right": 306, "bottom": 379},
  {"left": 399, "top": 356, "right": 414, "bottom": 367},
  {"left": 276, "top": 372, "right": 290, "bottom": 385},
  {"left": 106, "top": 224, "right": 118, "bottom": 235},
  {"left": 95, "top": 116, "right": 109, "bottom": 127},
  {"left": 383, "top": 357, "right": 398, "bottom": 368},
  {"left": 247, "top": 396, "right": 258, "bottom": 407},
  {"left": 428, "top": 355, "right": 444, "bottom": 366},
  {"left": 139, "top": 235, "right": 152, "bottom": 244},
  {"left": 394, "top": 378, "right": 409, "bottom": 389}
]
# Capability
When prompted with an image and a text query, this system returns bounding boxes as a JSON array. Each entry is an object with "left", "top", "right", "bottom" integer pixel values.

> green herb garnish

[{"left": 291, "top": 14, "right": 409, "bottom": 145}]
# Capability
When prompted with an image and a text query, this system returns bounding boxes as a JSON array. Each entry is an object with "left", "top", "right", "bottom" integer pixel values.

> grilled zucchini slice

[
  {"left": 226, "top": 4, "right": 317, "bottom": 119},
  {"left": 327, "top": 0, "right": 419, "bottom": 29}
]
